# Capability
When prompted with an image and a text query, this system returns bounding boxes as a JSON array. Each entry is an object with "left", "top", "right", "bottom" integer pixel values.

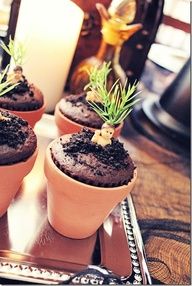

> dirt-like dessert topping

[
  {"left": 62, "top": 129, "right": 130, "bottom": 170},
  {"left": 0, "top": 111, "right": 28, "bottom": 148},
  {"left": 65, "top": 93, "right": 103, "bottom": 111},
  {"left": 4, "top": 74, "right": 31, "bottom": 97}
]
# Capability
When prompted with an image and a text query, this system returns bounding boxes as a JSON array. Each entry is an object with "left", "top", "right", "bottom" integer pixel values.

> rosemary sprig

[
  {"left": 84, "top": 62, "right": 111, "bottom": 103},
  {"left": 85, "top": 62, "right": 141, "bottom": 126},
  {"left": 0, "top": 65, "right": 19, "bottom": 96},
  {"left": 0, "top": 37, "right": 26, "bottom": 66}
]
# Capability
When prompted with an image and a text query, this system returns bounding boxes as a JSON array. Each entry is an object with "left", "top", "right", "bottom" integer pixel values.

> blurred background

[
  {"left": 140, "top": 0, "right": 190, "bottom": 95},
  {"left": 0, "top": 0, "right": 190, "bottom": 151},
  {"left": 0, "top": 0, "right": 190, "bottom": 96}
]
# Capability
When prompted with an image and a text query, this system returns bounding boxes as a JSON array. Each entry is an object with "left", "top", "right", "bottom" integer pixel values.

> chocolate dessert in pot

[
  {"left": 59, "top": 93, "right": 103, "bottom": 129},
  {"left": 0, "top": 66, "right": 44, "bottom": 111},
  {"left": 50, "top": 129, "right": 135, "bottom": 187},
  {"left": 44, "top": 62, "right": 139, "bottom": 239},
  {"left": 0, "top": 110, "right": 37, "bottom": 165},
  {"left": 0, "top": 40, "right": 44, "bottom": 113}
]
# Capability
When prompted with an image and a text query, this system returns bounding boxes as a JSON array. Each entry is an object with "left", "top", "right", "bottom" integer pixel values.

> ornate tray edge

[{"left": 124, "top": 195, "right": 152, "bottom": 284}]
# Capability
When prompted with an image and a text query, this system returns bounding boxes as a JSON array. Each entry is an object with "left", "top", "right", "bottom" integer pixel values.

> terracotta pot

[
  {"left": 3, "top": 102, "right": 46, "bottom": 128},
  {"left": 0, "top": 148, "right": 38, "bottom": 217},
  {"left": 54, "top": 102, "right": 123, "bottom": 137},
  {"left": 44, "top": 138, "right": 137, "bottom": 239}
]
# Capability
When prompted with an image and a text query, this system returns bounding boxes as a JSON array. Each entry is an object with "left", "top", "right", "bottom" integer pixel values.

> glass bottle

[{"left": 70, "top": 0, "right": 141, "bottom": 94}]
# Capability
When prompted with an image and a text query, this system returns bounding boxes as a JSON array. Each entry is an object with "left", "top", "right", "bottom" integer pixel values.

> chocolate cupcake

[
  {"left": 0, "top": 109, "right": 37, "bottom": 165},
  {"left": 0, "top": 66, "right": 44, "bottom": 111},
  {"left": 0, "top": 39, "right": 45, "bottom": 127},
  {"left": 51, "top": 129, "right": 134, "bottom": 187},
  {"left": 45, "top": 62, "right": 140, "bottom": 238},
  {"left": 55, "top": 93, "right": 123, "bottom": 137},
  {"left": 58, "top": 93, "right": 103, "bottom": 129},
  {"left": 0, "top": 109, "right": 38, "bottom": 217}
]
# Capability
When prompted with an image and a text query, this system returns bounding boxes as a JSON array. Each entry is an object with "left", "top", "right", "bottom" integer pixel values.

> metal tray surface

[{"left": 0, "top": 114, "right": 151, "bottom": 285}]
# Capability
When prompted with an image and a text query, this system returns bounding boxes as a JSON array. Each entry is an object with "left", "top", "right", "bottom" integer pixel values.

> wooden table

[{"left": 120, "top": 118, "right": 190, "bottom": 285}]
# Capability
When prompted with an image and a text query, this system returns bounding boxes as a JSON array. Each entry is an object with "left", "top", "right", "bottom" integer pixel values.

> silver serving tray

[{"left": 0, "top": 114, "right": 151, "bottom": 285}]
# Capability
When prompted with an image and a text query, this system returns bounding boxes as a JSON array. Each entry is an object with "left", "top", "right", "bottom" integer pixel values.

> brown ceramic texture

[
  {"left": 54, "top": 102, "right": 123, "bottom": 137},
  {"left": 44, "top": 137, "right": 137, "bottom": 239},
  {"left": 0, "top": 148, "right": 38, "bottom": 217},
  {"left": 3, "top": 102, "right": 46, "bottom": 128}
]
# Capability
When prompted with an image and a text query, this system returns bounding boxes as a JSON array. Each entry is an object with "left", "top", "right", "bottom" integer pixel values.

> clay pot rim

[
  {"left": 55, "top": 102, "right": 123, "bottom": 132},
  {"left": 46, "top": 138, "right": 137, "bottom": 191},
  {"left": 0, "top": 147, "right": 38, "bottom": 169},
  {"left": 2, "top": 101, "right": 46, "bottom": 115}
]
